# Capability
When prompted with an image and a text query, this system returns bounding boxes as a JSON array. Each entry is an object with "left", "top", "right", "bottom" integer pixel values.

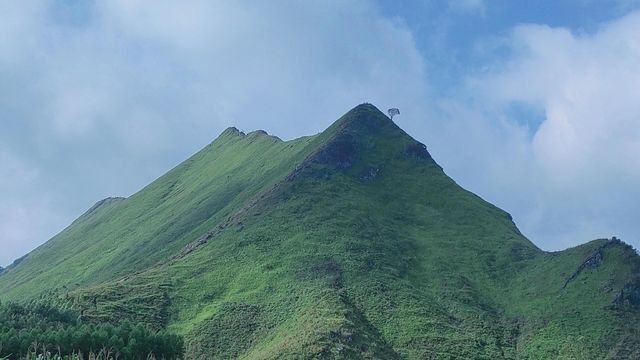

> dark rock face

[
  {"left": 287, "top": 134, "right": 359, "bottom": 181},
  {"left": 402, "top": 142, "right": 432, "bottom": 160},
  {"left": 312, "top": 134, "right": 357, "bottom": 169},
  {"left": 584, "top": 250, "right": 604, "bottom": 268},
  {"left": 613, "top": 279, "right": 640, "bottom": 308},
  {"left": 0, "top": 266, "right": 4, "bottom": 275},
  {"left": 358, "top": 166, "right": 382, "bottom": 181}
]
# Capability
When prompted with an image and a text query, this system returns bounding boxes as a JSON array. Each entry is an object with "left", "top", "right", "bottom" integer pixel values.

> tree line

[{"left": 0, "top": 301, "right": 183, "bottom": 359}]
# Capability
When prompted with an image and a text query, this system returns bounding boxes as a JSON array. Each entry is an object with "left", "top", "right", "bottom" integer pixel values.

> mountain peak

[
  {"left": 328, "top": 103, "right": 398, "bottom": 135},
  {"left": 288, "top": 103, "right": 440, "bottom": 181}
]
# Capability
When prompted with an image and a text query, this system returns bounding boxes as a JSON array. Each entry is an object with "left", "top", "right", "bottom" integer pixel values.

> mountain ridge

[{"left": 0, "top": 103, "right": 638, "bottom": 359}]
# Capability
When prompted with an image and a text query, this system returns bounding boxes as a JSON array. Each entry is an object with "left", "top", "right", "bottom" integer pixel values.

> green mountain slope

[
  {"left": 0, "top": 129, "right": 316, "bottom": 298},
  {"left": 1, "top": 104, "right": 638, "bottom": 359}
]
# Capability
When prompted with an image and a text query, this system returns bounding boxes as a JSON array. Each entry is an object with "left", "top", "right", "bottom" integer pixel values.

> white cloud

[
  {"left": 485, "top": 16, "right": 640, "bottom": 183},
  {"left": 3, "top": 0, "right": 427, "bottom": 142},
  {"left": 427, "top": 11, "right": 640, "bottom": 250}
]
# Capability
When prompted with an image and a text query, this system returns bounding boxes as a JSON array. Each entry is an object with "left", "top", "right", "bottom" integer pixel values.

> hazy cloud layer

[{"left": 0, "top": 1, "right": 639, "bottom": 266}]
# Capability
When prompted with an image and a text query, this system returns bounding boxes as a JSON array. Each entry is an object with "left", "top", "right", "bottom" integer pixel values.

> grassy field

[{"left": 1, "top": 104, "right": 638, "bottom": 359}]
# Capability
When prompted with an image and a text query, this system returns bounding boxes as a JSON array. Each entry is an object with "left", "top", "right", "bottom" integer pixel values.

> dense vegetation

[
  {"left": 0, "top": 301, "right": 183, "bottom": 359},
  {"left": 1, "top": 104, "right": 638, "bottom": 358}
]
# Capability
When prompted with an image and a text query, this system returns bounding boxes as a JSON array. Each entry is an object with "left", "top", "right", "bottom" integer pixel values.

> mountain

[{"left": 1, "top": 104, "right": 638, "bottom": 359}]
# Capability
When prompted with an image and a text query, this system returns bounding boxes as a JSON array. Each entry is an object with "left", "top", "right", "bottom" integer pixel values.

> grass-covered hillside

[{"left": 1, "top": 104, "right": 638, "bottom": 359}]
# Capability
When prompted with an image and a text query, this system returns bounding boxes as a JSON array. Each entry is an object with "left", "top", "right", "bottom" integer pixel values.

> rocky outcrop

[
  {"left": 311, "top": 134, "right": 357, "bottom": 170},
  {"left": 613, "top": 278, "right": 640, "bottom": 308},
  {"left": 357, "top": 166, "right": 382, "bottom": 181},
  {"left": 562, "top": 239, "right": 621, "bottom": 289},
  {"left": 400, "top": 141, "right": 442, "bottom": 170},
  {"left": 402, "top": 141, "right": 431, "bottom": 160},
  {"left": 286, "top": 132, "right": 359, "bottom": 182}
]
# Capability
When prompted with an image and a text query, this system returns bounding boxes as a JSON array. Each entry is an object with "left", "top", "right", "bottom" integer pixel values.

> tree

[{"left": 387, "top": 108, "right": 400, "bottom": 120}]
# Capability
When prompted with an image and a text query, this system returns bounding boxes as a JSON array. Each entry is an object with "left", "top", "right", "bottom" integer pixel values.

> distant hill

[{"left": 1, "top": 104, "right": 638, "bottom": 359}]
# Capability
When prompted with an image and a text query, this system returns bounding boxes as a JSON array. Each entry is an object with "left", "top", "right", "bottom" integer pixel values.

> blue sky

[{"left": 1, "top": 0, "right": 640, "bottom": 266}]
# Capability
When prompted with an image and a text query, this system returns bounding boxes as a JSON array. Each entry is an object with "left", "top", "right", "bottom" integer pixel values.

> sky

[{"left": 1, "top": 0, "right": 639, "bottom": 266}]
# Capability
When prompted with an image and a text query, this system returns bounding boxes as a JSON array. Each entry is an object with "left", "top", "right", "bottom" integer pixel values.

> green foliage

[
  {"left": 0, "top": 301, "right": 183, "bottom": 360},
  {"left": 1, "top": 104, "right": 638, "bottom": 359}
]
